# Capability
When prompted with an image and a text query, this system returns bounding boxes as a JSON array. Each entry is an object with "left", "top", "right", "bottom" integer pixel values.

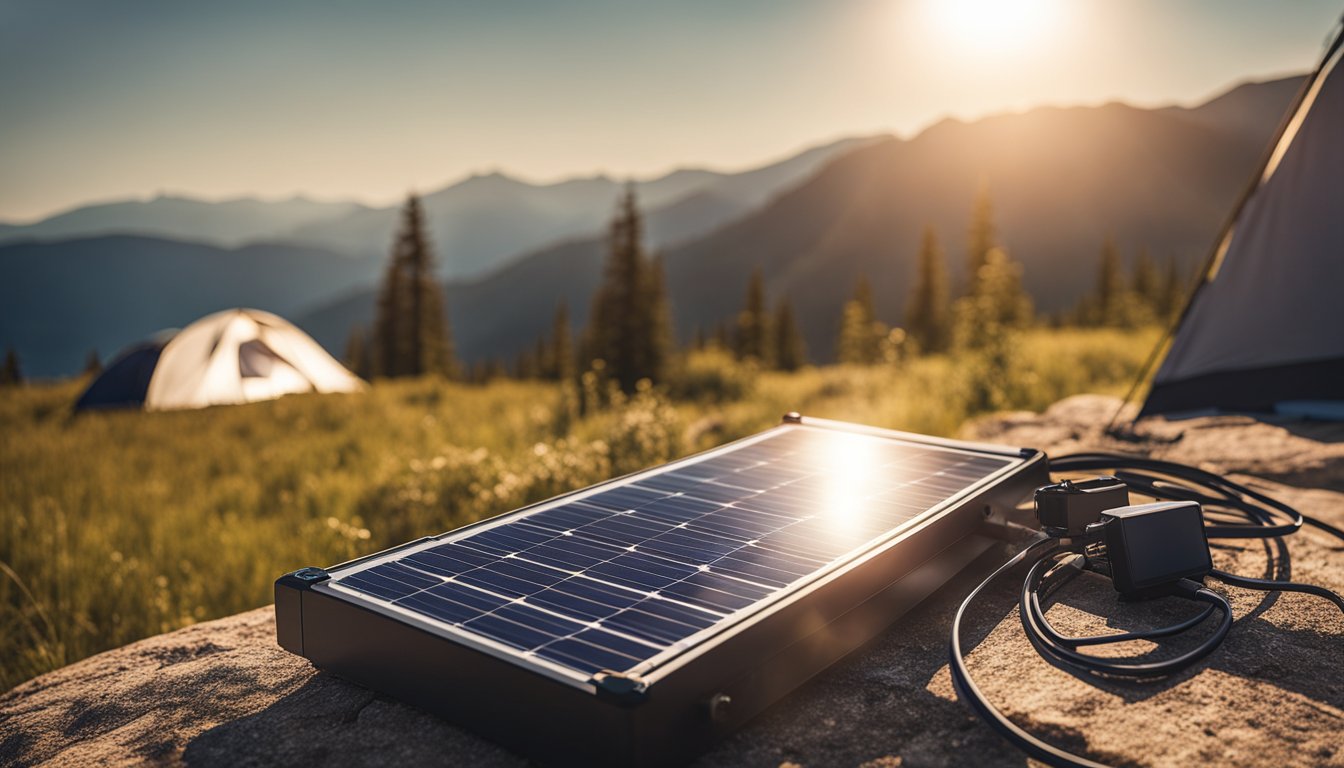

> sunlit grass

[{"left": 0, "top": 325, "right": 1157, "bottom": 690}]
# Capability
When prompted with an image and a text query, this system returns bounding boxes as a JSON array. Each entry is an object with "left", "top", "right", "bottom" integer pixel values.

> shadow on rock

[{"left": 182, "top": 673, "right": 523, "bottom": 768}]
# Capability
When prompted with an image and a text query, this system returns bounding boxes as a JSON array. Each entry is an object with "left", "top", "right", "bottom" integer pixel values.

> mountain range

[
  {"left": 0, "top": 75, "right": 1303, "bottom": 377},
  {"left": 300, "top": 75, "right": 1303, "bottom": 365},
  {"left": 0, "top": 137, "right": 869, "bottom": 281}
]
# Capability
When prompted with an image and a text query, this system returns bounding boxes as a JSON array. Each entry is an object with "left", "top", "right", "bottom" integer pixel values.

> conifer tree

[
  {"left": 906, "top": 225, "right": 951, "bottom": 354},
  {"left": 0, "top": 347, "right": 22, "bottom": 387},
  {"left": 837, "top": 277, "right": 887, "bottom": 364},
  {"left": 988, "top": 247, "right": 1034, "bottom": 327},
  {"left": 645, "top": 254, "right": 674, "bottom": 381},
  {"left": 533, "top": 338, "right": 549, "bottom": 378},
  {"left": 587, "top": 186, "right": 671, "bottom": 392},
  {"left": 371, "top": 245, "right": 404, "bottom": 377},
  {"left": 1131, "top": 246, "right": 1158, "bottom": 304},
  {"left": 1157, "top": 256, "right": 1188, "bottom": 321},
  {"left": 965, "top": 183, "right": 995, "bottom": 296},
  {"left": 549, "top": 301, "right": 574, "bottom": 383},
  {"left": 734, "top": 267, "right": 770, "bottom": 364},
  {"left": 773, "top": 299, "right": 807, "bottom": 371},
  {"left": 712, "top": 321, "right": 731, "bottom": 350},
  {"left": 951, "top": 249, "right": 1031, "bottom": 410},
  {"left": 372, "top": 194, "right": 458, "bottom": 378},
  {"left": 1094, "top": 236, "right": 1124, "bottom": 324}
]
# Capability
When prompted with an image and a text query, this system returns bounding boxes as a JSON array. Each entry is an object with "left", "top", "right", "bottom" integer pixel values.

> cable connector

[
  {"left": 1033, "top": 476, "right": 1129, "bottom": 538},
  {"left": 1085, "top": 501, "right": 1213, "bottom": 598}
]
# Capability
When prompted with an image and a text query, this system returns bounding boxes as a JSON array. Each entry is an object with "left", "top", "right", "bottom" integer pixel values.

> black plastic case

[{"left": 275, "top": 416, "right": 1047, "bottom": 766}]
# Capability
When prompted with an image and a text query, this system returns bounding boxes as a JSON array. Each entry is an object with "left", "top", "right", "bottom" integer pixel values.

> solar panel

[
  {"left": 319, "top": 424, "right": 1015, "bottom": 681},
  {"left": 277, "top": 416, "right": 1048, "bottom": 766}
]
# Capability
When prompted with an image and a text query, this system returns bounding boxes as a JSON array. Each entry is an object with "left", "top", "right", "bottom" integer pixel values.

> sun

[{"left": 925, "top": 0, "right": 1060, "bottom": 55}]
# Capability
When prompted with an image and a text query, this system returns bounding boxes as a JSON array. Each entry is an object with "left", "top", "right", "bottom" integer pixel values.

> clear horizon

[{"left": 2, "top": 0, "right": 1340, "bottom": 222}]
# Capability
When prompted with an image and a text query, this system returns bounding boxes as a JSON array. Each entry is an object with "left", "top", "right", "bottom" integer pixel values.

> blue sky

[{"left": 1, "top": 0, "right": 1340, "bottom": 221}]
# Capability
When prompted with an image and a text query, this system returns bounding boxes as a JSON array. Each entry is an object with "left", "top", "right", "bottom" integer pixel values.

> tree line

[{"left": 340, "top": 182, "right": 1193, "bottom": 395}]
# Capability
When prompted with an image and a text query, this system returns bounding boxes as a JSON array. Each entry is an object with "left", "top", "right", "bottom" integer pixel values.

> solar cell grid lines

[{"left": 328, "top": 425, "right": 1012, "bottom": 679}]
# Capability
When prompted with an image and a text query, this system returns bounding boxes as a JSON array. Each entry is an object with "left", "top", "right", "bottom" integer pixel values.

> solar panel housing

[{"left": 276, "top": 416, "right": 1046, "bottom": 766}]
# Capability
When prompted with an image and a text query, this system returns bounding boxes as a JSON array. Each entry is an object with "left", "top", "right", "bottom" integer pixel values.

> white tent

[
  {"left": 1140, "top": 26, "right": 1344, "bottom": 418},
  {"left": 77, "top": 308, "right": 364, "bottom": 411}
]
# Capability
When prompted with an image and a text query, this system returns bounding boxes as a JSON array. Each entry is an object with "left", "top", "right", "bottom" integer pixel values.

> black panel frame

[{"left": 276, "top": 415, "right": 1047, "bottom": 766}]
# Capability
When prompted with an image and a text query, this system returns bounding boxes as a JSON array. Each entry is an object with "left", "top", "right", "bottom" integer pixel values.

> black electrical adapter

[
  {"left": 1033, "top": 476, "right": 1129, "bottom": 536},
  {"left": 1087, "top": 501, "right": 1213, "bottom": 597}
]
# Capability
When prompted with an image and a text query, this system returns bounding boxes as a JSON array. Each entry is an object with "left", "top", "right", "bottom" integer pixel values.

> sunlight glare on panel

[{"left": 808, "top": 433, "right": 885, "bottom": 535}]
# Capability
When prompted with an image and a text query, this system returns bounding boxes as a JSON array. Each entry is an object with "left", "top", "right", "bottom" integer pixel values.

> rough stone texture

[{"left": 2, "top": 395, "right": 1342, "bottom": 767}]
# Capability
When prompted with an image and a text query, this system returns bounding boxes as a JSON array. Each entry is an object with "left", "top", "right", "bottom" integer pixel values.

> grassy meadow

[{"left": 0, "top": 326, "right": 1157, "bottom": 690}]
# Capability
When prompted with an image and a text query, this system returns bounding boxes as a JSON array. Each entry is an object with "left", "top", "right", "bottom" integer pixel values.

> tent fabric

[
  {"left": 1141, "top": 33, "right": 1344, "bottom": 417},
  {"left": 73, "top": 341, "right": 166, "bottom": 410},
  {"left": 76, "top": 308, "right": 364, "bottom": 411}
]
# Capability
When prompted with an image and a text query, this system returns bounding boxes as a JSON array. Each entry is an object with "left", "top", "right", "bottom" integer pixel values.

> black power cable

[
  {"left": 1209, "top": 568, "right": 1344, "bottom": 615},
  {"left": 1021, "top": 552, "right": 1233, "bottom": 680},
  {"left": 949, "top": 452, "right": 1344, "bottom": 768}
]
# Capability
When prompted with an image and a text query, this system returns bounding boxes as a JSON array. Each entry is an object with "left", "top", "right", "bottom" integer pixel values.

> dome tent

[{"left": 76, "top": 308, "right": 364, "bottom": 411}]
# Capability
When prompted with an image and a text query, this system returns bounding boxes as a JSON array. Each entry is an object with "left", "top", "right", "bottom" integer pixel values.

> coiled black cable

[
  {"left": 1020, "top": 550, "right": 1233, "bottom": 680},
  {"left": 949, "top": 452, "right": 1344, "bottom": 768}
]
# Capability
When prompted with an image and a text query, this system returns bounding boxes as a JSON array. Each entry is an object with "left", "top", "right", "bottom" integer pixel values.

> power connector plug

[
  {"left": 1033, "top": 476, "right": 1129, "bottom": 538},
  {"left": 1084, "top": 500, "right": 1213, "bottom": 598}
]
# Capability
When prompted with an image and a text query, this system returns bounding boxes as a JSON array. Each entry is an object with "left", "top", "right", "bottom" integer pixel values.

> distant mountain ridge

[
  {"left": 0, "top": 195, "right": 368, "bottom": 249},
  {"left": 0, "top": 137, "right": 873, "bottom": 281},
  {"left": 296, "top": 75, "right": 1304, "bottom": 365}
]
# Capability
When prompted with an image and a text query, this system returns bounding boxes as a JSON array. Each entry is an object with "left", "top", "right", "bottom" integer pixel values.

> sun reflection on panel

[{"left": 803, "top": 434, "right": 894, "bottom": 537}]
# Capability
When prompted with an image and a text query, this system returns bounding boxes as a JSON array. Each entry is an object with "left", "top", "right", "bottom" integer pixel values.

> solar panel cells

[{"left": 330, "top": 426, "right": 1012, "bottom": 677}]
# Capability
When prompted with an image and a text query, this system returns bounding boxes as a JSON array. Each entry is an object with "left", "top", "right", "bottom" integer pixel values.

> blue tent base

[
  {"left": 1139, "top": 357, "right": 1344, "bottom": 420},
  {"left": 74, "top": 342, "right": 165, "bottom": 411}
]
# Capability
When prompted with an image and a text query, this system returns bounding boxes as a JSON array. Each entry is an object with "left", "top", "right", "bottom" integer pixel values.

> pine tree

[
  {"left": 906, "top": 225, "right": 951, "bottom": 354},
  {"left": 1094, "top": 236, "right": 1124, "bottom": 325},
  {"left": 773, "top": 298, "right": 807, "bottom": 371},
  {"left": 645, "top": 253, "right": 674, "bottom": 381},
  {"left": 0, "top": 347, "right": 22, "bottom": 387},
  {"left": 952, "top": 249, "right": 1031, "bottom": 411},
  {"left": 712, "top": 321, "right": 731, "bottom": 350},
  {"left": 533, "top": 338, "right": 549, "bottom": 378},
  {"left": 734, "top": 267, "right": 770, "bottom": 364},
  {"left": 1131, "top": 246, "right": 1158, "bottom": 303},
  {"left": 837, "top": 277, "right": 887, "bottom": 365},
  {"left": 965, "top": 182, "right": 995, "bottom": 296},
  {"left": 587, "top": 186, "right": 671, "bottom": 392},
  {"left": 371, "top": 242, "right": 404, "bottom": 377},
  {"left": 548, "top": 301, "right": 575, "bottom": 383},
  {"left": 371, "top": 194, "right": 458, "bottom": 379},
  {"left": 988, "top": 247, "right": 1034, "bottom": 327},
  {"left": 515, "top": 344, "right": 542, "bottom": 379},
  {"left": 83, "top": 349, "right": 103, "bottom": 376},
  {"left": 1157, "top": 256, "right": 1188, "bottom": 321}
]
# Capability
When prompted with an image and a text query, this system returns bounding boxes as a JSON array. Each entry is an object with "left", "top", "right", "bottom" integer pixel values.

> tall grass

[{"left": 0, "top": 326, "right": 1156, "bottom": 690}]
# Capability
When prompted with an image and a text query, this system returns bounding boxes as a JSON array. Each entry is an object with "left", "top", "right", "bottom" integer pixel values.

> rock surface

[{"left": 3, "top": 395, "right": 1342, "bottom": 767}]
